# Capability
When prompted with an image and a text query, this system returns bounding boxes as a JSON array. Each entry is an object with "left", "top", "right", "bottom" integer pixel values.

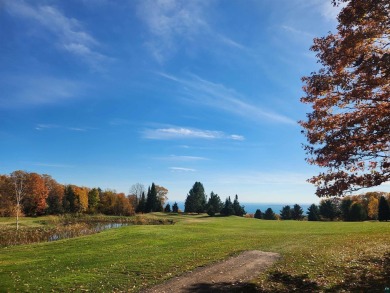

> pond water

[{"left": 47, "top": 222, "right": 131, "bottom": 242}]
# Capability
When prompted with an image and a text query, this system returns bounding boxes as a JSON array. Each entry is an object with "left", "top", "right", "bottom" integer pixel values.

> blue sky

[{"left": 2, "top": 0, "right": 387, "bottom": 204}]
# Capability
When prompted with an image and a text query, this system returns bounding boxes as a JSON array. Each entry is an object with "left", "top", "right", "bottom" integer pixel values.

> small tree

[
  {"left": 136, "top": 192, "right": 146, "bottom": 213},
  {"left": 280, "top": 205, "right": 292, "bottom": 220},
  {"left": 319, "top": 199, "right": 339, "bottom": 221},
  {"left": 349, "top": 202, "right": 367, "bottom": 222},
  {"left": 307, "top": 204, "right": 320, "bottom": 221},
  {"left": 232, "top": 194, "right": 246, "bottom": 216},
  {"left": 206, "top": 191, "right": 223, "bottom": 216},
  {"left": 378, "top": 196, "right": 390, "bottom": 221},
  {"left": 254, "top": 209, "right": 262, "bottom": 219},
  {"left": 220, "top": 196, "right": 234, "bottom": 216},
  {"left": 164, "top": 203, "right": 171, "bottom": 213},
  {"left": 172, "top": 202, "right": 179, "bottom": 213},
  {"left": 10, "top": 170, "right": 27, "bottom": 230},
  {"left": 291, "top": 204, "right": 304, "bottom": 220},
  {"left": 184, "top": 182, "right": 207, "bottom": 213},
  {"left": 340, "top": 198, "right": 353, "bottom": 221},
  {"left": 263, "top": 208, "right": 276, "bottom": 220}
]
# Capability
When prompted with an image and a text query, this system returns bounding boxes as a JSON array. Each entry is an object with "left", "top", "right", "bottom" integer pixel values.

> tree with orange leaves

[{"left": 300, "top": 0, "right": 390, "bottom": 197}]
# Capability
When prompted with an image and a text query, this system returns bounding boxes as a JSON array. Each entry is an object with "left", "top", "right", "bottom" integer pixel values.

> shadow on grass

[
  {"left": 325, "top": 251, "right": 390, "bottom": 293},
  {"left": 183, "top": 252, "right": 390, "bottom": 293},
  {"left": 184, "top": 282, "right": 259, "bottom": 293}
]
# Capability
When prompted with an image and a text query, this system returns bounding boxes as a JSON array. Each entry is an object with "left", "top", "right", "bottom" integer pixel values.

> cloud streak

[
  {"left": 159, "top": 73, "right": 296, "bottom": 125},
  {"left": 0, "top": 76, "right": 85, "bottom": 108},
  {"left": 142, "top": 126, "right": 244, "bottom": 141},
  {"left": 4, "top": 0, "right": 110, "bottom": 69},
  {"left": 169, "top": 167, "right": 196, "bottom": 172},
  {"left": 136, "top": 0, "right": 247, "bottom": 62}
]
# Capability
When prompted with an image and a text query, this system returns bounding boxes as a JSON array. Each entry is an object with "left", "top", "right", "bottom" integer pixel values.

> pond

[
  {"left": 47, "top": 222, "right": 131, "bottom": 242},
  {"left": 1, "top": 218, "right": 174, "bottom": 247}
]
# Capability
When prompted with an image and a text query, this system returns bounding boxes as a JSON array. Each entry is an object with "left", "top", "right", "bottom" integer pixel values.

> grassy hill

[{"left": 1, "top": 214, "right": 389, "bottom": 292}]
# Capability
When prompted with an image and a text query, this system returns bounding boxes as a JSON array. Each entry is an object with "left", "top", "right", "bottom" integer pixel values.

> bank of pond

[{"left": 0, "top": 215, "right": 175, "bottom": 247}]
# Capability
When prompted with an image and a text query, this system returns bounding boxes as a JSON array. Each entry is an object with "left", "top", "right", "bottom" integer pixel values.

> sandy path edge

[{"left": 141, "top": 250, "right": 280, "bottom": 293}]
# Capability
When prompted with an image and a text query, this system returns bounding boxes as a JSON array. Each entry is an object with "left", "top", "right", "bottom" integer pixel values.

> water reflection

[{"left": 48, "top": 222, "right": 131, "bottom": 242}]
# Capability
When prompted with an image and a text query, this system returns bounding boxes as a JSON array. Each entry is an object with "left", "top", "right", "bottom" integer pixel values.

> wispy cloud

[
  {"left": 1, "top": 76, "right": 85, "bottom": 108},
  {"left": 158, "top": 73, "right": 296, "bottom": 125},
  {"left": 35, "top": 124, "right": 91, "bottom": 132},
  {"left": 169, "top": 167, "right": 196, "bottom": 172},
  {"left": 4, "top": 0, "right": 110, "bottom": 69},
  {"left": 136, "top": 0, "right": 246, "bottom": 62},
  {"left": 160, "top": 155, "right": 208, "bottom": 161},
  {"left": 142, "top": 126, "right": 244, "bottom": 141},
  {"left": 281, "top": 25, "right": 315, "bottom": 39}
]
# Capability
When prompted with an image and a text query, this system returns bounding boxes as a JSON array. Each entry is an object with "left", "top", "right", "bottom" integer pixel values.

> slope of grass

[{"left": 1, "top": 214, "right": 389, "bottom": 292}]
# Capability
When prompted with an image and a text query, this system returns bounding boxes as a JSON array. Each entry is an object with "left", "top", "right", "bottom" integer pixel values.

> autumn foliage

[{"left": 300, "top": 0, "right": 390, "bottom": 197}]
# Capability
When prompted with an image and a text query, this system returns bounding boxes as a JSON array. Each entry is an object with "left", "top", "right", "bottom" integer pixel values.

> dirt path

[{"left": 141, "top": 250, "right": 280, "bottom": 293}]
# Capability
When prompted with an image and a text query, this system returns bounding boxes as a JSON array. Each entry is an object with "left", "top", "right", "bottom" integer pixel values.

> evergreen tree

[
  {"left": 349, "top": 202, "right": 367, "bottom": 222},
  {"left": 280, "top": 205, "right": 292, "bottom": 220},
  {"left": 319, "top": 199, "right": 338, "bottom": 220},
  {"left": 87, "top": 188, "right": 100, "bottom": 213},
  {"left": 291, "top": 204, "right": 304, "bottom": 220},
  {"left": 263, "top": 208, "right": 276, "bottom": 220},
  {"left": 378, "top": 196, "right": 390, "bottom": 221},
  {"left": 184, "top": 182, "right": 207, "bottom": 213},
  {"left": 232, "top": 194, "right": 246, "bottom": 216},
  {"left": 172, "top": 202, "right": 179, "bottom": 213},
  {"left": 136, "top": 191, "right": 146, "bottom": 213},
  {"left": 145, "top": 183, "right": 162, "bottom": 213},
  {"left": 206, "top": 191, "right": 223, "bottom": 216},
  {"left": 307, "top": 204, "right": 320, "bottom": 221},
  {"left": 254, "top": 209, "right": 262, "bottom": 219},
  {"left": 164, "top": 203, "right": 171, "bottom": 213},
  {"left": 220, "top": 196, "right": 234, "bottom": 216},
  {"left": 340, "top": 198, "right": 353, "bottom": 221}
]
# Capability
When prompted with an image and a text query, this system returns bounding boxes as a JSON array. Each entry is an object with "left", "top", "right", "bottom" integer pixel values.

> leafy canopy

[{"left": 300, "top": 0, "right": 390, "bottom": 197}]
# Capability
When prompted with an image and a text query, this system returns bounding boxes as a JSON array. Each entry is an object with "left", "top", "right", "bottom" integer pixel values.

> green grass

[{"left": 1, "top": 214, "right": 389, "bottom": 292}]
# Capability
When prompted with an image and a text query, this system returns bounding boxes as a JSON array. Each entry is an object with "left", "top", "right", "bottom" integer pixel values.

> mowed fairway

[{"left": 1, "top": 214, "right": 389, "bottom": 292}]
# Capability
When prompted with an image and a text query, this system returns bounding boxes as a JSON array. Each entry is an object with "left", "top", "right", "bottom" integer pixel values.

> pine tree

[
  {"left": 184, "top": 182, "right": 206, "bottom": 213},
  {"left": 307, "top": 204, "right": 320, "bottom": 221},
  {"left": 164, "top": 203, "right": 171, "bottom": 213},
  {"left": 232, "top": 194, "right": 246, "bottom": 216},
  {"left": 136, "top": 191, "right": 146, "bottom": 213},
  {"left": 340, "top": 198, "right": 353, "bottom": 221},
  {"left": 172, "top": 202, "right": 179, "bottom": 213},
  {"left": 206, "top": 191, "right": 223, "bottom": 216},
  {"left": 349, "top": 202, "right": 367, "bottom": 222},
  {"left": 220, "top": 196, "right": 234, "bottom": 216},
  {"left": 378, "top": 196, "right": 390, "bottom": 221},
  {"left": 280, "top": 205, "right": 292, "bottom": 220},
  {"left": 254, "top": 209, "right": 262, "bottom": 219},
  {"left": 263, "top": 208, "right": 276, "bottom": 220},
  {"left": 291, "top": 204, "right": 304, "bottom": 220}
]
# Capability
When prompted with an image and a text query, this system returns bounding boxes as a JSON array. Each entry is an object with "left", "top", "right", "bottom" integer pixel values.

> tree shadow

[
  {"left": 325, "top": 252, "right": 390, "bottom": 293},
  {"left": 184, "top": 281, "right": 259, "bottom": 293},
  {"left": 265, "top": 271, "right": 320, "bottom": 292}
]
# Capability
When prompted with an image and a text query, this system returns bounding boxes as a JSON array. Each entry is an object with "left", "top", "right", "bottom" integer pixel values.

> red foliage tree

[{"left": 300, "top": 0, "right": 390, "bottom": 197}]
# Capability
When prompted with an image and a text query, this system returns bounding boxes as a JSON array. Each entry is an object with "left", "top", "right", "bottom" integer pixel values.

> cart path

[{"left": 141, "top": 250, "right": 280, "bottom": 293}]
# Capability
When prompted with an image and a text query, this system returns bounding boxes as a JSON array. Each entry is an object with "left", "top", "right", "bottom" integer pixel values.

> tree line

[
  {"left": 183, "top": 182, "right": 246, "bottom": 216},
  {"left": 252, "top": 192, "right": 390, "bottom": 222},
  {"left": 0, "top": 170, "right": 170, "bottom": 218}
]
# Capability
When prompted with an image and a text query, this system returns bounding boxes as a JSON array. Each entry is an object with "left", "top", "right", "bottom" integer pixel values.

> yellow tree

[
  {"left": 155, "top": 185, "right": 168, "bottom": 207},
  {"left": 10, "top": 170, "right": 28, "bottom": 230}
]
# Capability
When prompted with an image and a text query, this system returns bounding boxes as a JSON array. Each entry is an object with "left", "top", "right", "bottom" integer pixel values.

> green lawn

[{"left": 1, "top": 214, "right": 389, "bottom": 292}]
